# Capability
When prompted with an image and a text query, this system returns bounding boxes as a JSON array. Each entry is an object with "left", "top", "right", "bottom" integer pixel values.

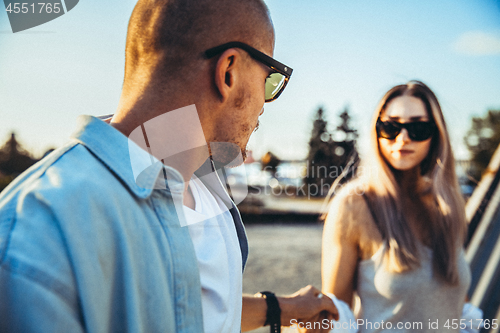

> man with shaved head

[{"left": 0, "top": 0, "right": 337, "bottom": 332}]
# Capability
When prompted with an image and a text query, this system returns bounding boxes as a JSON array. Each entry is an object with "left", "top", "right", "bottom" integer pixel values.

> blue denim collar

[{"left": 70, "top": 115, "right": 185, "bottom": 199}]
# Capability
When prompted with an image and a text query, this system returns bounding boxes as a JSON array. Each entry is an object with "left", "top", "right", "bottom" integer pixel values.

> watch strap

[{"left": 258, "top": 291, "right": 281, "bottom": 333}]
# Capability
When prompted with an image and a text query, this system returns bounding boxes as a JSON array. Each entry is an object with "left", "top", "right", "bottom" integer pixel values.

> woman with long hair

[{"left": 321, "top": 81, "right": 472, "bottom": 332}]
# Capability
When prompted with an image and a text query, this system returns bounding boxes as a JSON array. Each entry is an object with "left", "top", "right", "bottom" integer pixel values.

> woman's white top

[
  {"left": 357, "top": 244, "right": 471, "bottom": 333},
  {"left": 184, "top": 176, "right": 242, "bottom": 333}
]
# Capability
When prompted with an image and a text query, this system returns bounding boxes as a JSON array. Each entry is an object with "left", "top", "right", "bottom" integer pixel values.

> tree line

[{"left": 1, "top": 109, "right": 499, "bottom": 193}]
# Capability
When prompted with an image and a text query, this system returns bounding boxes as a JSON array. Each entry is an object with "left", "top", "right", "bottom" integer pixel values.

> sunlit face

[
  {"left": 378, "top": 95, "right": 432, "bottom": 171},
  {"left": 213, "top": 43, "right": 273, "bottom": 163},
  {"left": 239, "top": 46, "right": 272, "bottom": 142}
]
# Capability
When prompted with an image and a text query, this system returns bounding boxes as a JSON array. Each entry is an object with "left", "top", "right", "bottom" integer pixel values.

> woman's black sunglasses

[
  {"left": 376, "top": 118, "right": 436, "bottom": 141},
  {"left": 204, "top": 41, "right": 293, "bottom": 103}
]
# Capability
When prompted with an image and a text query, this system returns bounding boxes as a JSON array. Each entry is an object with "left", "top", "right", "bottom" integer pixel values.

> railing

[{"left": 465, "top": 144, "right": 500, "bottom": 333}]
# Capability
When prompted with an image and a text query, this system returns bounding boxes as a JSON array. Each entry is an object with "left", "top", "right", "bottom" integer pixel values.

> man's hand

[
  {"left": 279, "top": 285, "right": 338, "bottom": 329},
  {"left": 241, "top": 286, "right": 338, "bottom": 332}
]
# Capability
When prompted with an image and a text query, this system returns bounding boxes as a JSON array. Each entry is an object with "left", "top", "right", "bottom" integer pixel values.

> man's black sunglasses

[
  {"left": 376, "top": 119, "right": 436, "bottom": 141},
  {"left": 204, "top": 41, "right": 293, "bottom": 102}
]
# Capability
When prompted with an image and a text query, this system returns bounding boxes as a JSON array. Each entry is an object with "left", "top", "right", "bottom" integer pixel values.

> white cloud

[{"left": 453, "top": 31, "right": 500, "bottom": 56}]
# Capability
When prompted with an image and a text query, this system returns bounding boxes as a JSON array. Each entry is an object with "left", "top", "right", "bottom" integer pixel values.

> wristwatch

[{"left": 256, "top": 291, "right": 281, "bottom": 333}]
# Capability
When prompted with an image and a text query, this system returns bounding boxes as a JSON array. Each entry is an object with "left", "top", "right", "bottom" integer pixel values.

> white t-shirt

[{"left": 184, "top": 176, "right": 243, "bottom": 333}]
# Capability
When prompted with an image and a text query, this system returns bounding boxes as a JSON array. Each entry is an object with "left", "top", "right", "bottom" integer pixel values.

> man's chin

[
  {"left": 208, "top": 142, "right": 245, "bottom": 168},
  {"left": 240, "top": 148, "right": 248, "bottom": 163}
]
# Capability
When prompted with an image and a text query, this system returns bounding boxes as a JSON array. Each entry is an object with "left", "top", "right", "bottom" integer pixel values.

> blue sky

[{"left": 1, "top": 0, "right": 500, "bottom": 160}]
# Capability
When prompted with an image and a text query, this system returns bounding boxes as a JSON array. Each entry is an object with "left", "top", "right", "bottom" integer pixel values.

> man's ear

[{"left": 214, "top": 48, "right": 241, "bottom": 103}]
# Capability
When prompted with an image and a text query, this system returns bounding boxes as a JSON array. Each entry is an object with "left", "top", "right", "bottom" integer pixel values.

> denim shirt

[{"left": 0, "top": 115, "right": 248, "bottom": 332}]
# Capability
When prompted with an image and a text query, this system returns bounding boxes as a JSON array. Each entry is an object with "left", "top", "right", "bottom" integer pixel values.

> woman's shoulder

[
  {"left": 327, "top": 181, "right": 371, "bottom": 217},
  {"left": 325, "top": 182, "right": 373, "bottom": 233},
  {"left": 324, "top": 182, "right": 384, "bottom": 250}
]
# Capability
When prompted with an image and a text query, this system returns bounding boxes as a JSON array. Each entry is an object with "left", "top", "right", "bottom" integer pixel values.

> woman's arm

[{"left": 321, "top": 192, "right": 361, "bottom": 307}]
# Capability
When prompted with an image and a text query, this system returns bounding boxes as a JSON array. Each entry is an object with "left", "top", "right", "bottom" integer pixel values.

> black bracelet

[{"left": 257, "top": 291, "right": 281, "bottom": 333}]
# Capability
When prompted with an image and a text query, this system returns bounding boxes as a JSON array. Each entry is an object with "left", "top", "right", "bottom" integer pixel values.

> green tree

[
  {"left": 305, "top": 107, "right": 334, "bottom": 196},
  {"left": 330, "top": 107, "right": 359, "bottom": 183},
  {"left": 0, "top": 133, "right": 38, "bottom": 192},
  {"left": 464, "top": 109, "right": 500, "bottom": 182},
  {"left": 305, "top": 107, "right": 359, "bottom": 196}
]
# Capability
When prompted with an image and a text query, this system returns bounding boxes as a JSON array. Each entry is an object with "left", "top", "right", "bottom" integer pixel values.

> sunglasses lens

[
  {"left": 377, "top": 121, "right": 400, "bottom": 139},
  {"left": 407, "top": 122, "right": 435, "bottom": 141},
  {"left": 377, "top": 120, "right": 435, "bottom": 141},
  {"left": 265, "top": 73, "right": 286, "bottom": 102}
]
